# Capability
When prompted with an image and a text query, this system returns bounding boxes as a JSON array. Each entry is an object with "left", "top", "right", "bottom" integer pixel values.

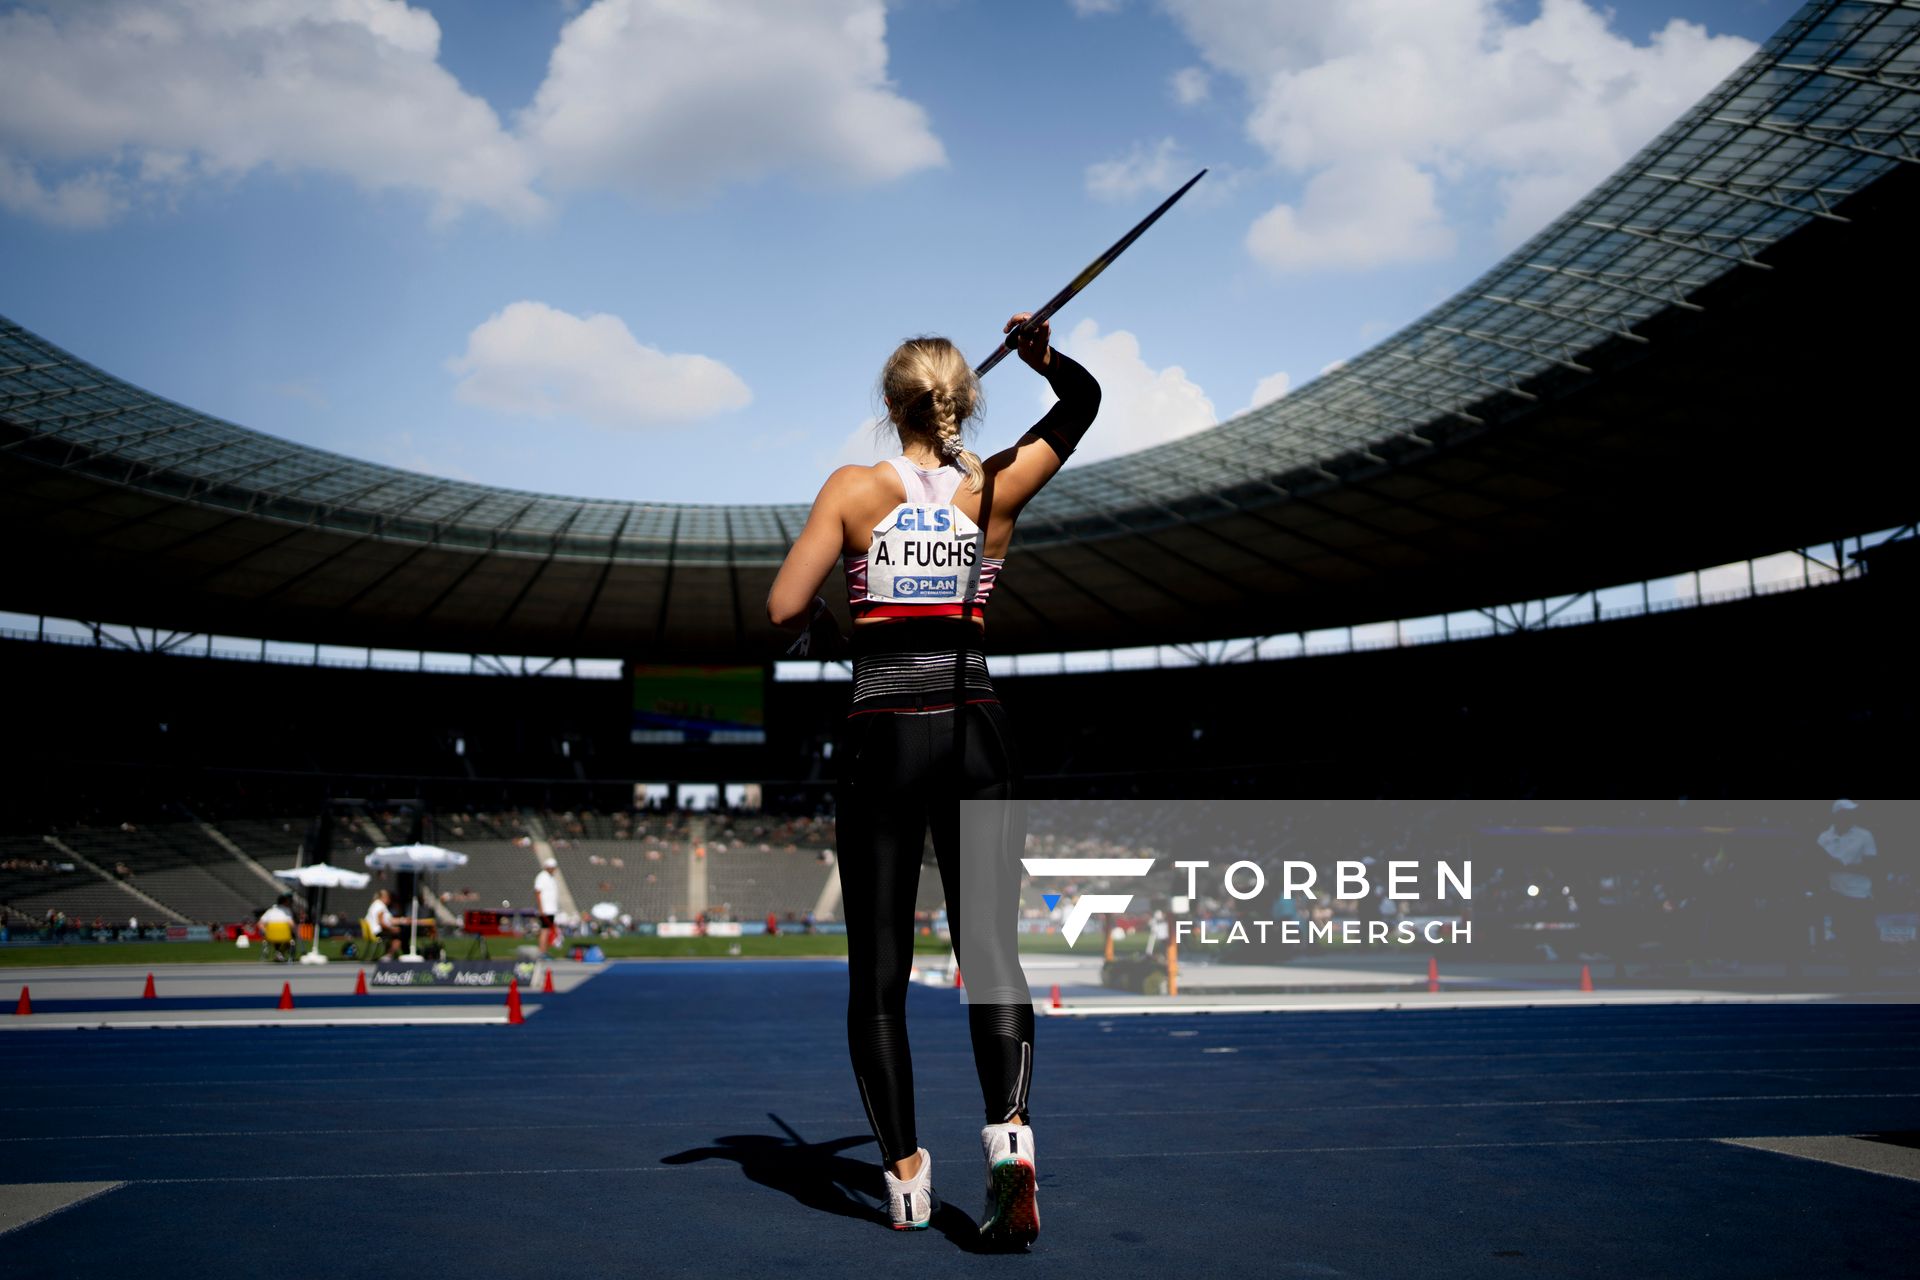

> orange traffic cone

[
  {"left": 142, "top": 973, "right": 157, "bottom": 1000},
  {"left": 1050, "top": 983, "right": 1061, "bottom": 1010},
  {"left": 277, "top": 981, "right": 294, "bottom": 1011},
  {"left": 353, "top": 969, "right": 368, "bottom": 996},
  {"left": 1578, "top": 964, "right": 1594, "bottom": 993},
  {"left": 542, "top": 967, "right": 555, "bottom": 995},
  {"left": 506, "top": 977, "right": 525, "bottom": 1026},
  {"left": 1427, "top": 956, "right": 1440, "bottom": 993},
  {"left": 14, "top": 986, "right": 30, "bottom": 1016}
]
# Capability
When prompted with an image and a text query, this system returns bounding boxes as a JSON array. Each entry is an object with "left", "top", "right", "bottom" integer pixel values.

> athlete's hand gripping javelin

[{"left": 1004, "top": 313, "right": 1052, "bottom": 374}]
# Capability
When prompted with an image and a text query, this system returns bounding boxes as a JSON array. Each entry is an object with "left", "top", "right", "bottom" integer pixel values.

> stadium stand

[
  {"left": 214, "top": 817, "right": 310, "bottom": 869},
  {"left": 543, "top": 810, "right": 686, "bottom": 922},
  {"left": 702, "top": 847, "right": 835, "bottom": 925},
  {"left": 0, "top": 834, "right": 153, "bottom": 930},
  {"left": 53, "top": 823, "right": 269, "bottom": 924}
]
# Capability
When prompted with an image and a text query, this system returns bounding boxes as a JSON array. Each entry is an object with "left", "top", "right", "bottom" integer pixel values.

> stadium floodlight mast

[{"left": 975, "top": 168, "right": 1207, "bottom": 378}]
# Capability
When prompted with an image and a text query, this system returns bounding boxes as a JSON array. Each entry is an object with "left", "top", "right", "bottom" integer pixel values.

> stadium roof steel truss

[{"left": 3, "top": 0, "right": 1918, "bottom": 658}]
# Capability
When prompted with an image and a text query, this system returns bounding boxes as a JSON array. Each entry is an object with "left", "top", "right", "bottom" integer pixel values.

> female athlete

[{"left": 768, "top": 312, "right": 1100, "bottom": 1247}]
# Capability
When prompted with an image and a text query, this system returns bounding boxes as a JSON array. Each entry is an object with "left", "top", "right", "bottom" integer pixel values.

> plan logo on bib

[{"left": 1021, "top": 858, "right": 1155, "bottom": 945}]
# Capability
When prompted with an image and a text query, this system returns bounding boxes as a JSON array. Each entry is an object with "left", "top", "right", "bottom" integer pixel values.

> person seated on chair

[
  {"left": 260, "top": 894, "right": 297, "bottom": 962},
  {"left": 365, "top": 889, "right": 406, "bottom": 960}
]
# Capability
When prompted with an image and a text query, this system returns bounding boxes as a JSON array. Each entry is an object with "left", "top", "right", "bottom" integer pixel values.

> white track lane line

[
  {"left": 32, "top": 1136, "right": 1762, "bottom": 1186},
  {"left": 9, "top": 1091, "right": 1917, "bottom": 1144},
  {"left": 1046, "top": 992, "right": 1851, "bottom": 1016}
]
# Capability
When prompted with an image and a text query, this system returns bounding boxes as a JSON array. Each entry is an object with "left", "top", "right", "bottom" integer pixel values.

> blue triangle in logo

[{"left": 1042, "top": 893, "right": 1061, "bottom": 911}]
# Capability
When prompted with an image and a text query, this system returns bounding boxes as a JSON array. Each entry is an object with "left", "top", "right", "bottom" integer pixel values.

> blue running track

[{"left": 4, "top": 960, "right": 1918, "bottom": 1277}]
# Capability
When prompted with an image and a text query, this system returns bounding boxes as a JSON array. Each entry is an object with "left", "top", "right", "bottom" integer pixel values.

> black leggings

[{"left": 837, "top": 697, "right": 1033, "bottom": 1166}]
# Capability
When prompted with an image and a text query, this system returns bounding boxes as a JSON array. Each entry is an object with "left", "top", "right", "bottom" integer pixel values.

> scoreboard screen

[{"left": 629, "top": 664, "right": 766, "bottom": 745}]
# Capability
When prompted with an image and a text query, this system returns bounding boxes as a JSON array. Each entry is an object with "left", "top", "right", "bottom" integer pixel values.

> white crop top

[{"left": 843, "top": 457, "right": 1003, "bottom": 618}]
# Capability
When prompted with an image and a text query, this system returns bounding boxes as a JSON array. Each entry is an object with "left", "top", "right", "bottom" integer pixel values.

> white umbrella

[
  {"left": 589, "top": 902, "right": 621, "bottom": 923},
  {"left": 365, "top": 845, "right": 469, "bottom": 960},
  {"left": 276, "top": 863, "right": 372, "bottom": 889},
  {"left": 366, "top": 844, "right": 470, "bottom": 872},
  {"left": 274, "top": 864, "right": 372, "bottom": 964}
]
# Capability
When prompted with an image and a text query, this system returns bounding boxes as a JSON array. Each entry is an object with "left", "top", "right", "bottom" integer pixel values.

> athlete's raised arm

[{"left": 983, "top": 312, "right": 1100, "bottom": 522}]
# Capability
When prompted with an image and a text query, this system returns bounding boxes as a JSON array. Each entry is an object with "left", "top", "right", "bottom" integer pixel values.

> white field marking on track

[
  {"left": 13, "top": 1032, "right": 1912, "bottom": 1081},
  {"left": 4, "top": 1045, "right": 1908, "bottom": 1096},
  {"left": 12, "top": 1023, "right": 1915, "bottom": 1066},
  {"left": 36, "top": 1138, "right": 1724, "bottom": 1188},
  {"left": 0, "top": 1014, "right": 524, "bottom": 1031},
  {"left": 1032, "top": 1091, "right": 1920, "bottom": 1118},
  {"left": 11, "top": 1018, "right": 1913, "bottom": 1060},
  {"left": 1045, "top": 993, "right": 1852, "bottom": 1017},
  {"left": 104, "top": 1136, "right": 1751, "bottom": 1182},
  {"left": 15, "top": 1091, "right": 1918, "bottom": 1144},
  {"left": 12, "top": 1010, "right": 1904, "bottom": 1055},
  {"left": 1063, "top": 1136, "right": 1728, "bottom": 1160},
  {"left": 128, "top": 1165, "right": 727, "bottom": 1186},
  {"left": 18, "top": 1062, "right": 1899, "bottom": 1115}
]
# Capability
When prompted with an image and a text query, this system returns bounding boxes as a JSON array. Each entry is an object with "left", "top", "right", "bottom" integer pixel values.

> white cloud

[
  {"left": 0, "top": 0, "right": 543, "bottom": 228},
  {"left": 448, "top": 301, "right": 751, "bottom": 430},
  {"left": 1246, "top": 156, "right": 1452, "bottom": 271},
  {"left": 1069, "top": 0, "right": 1124, "bottom": 14},
  {"left": 1169, "top": 66, "right": 1211, "bottom": 106},
  {"left": 1048, "top": 318, "right": 1215, "bottom": 463},
  {"left": 1241, "top": 370, "right": 1291, "bottom": 414},
  {"left": 522, "top": 0, "right": 945, "bottom": 201},
  {"left": 1085, "top": 138, "right": 1185, "bottom": 204},
  {"left": 0, "top": 158, "right": 122, "bottom": 228},
  {"left": 1157, "top": 0, "right": 1756, "bottom": 269}
]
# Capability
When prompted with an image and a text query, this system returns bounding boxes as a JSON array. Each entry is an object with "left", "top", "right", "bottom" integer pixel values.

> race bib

[{"left": 864, "top": 503, "right": 982, "bottom": 603}]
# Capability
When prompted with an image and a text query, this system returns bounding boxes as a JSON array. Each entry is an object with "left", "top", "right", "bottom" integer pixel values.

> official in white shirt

[
  {"left": 365, "top": 889, "right": 404, "bottom": 960},
  {"left": 1817, "top": 799, "right": 1878, "bottom": 966},
  {"left": 534, "top": 859, "right": 560, "bottom": 951}
]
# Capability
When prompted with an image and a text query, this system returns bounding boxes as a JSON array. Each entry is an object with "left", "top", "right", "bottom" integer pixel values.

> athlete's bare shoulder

[{"left": 820, "top": 462, "right": 900, "bottom": 505}]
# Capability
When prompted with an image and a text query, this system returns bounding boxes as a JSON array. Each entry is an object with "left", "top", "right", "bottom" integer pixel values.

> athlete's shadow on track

[{"left": 661, "top": 1114, "right": 993, "bottom": 1251}]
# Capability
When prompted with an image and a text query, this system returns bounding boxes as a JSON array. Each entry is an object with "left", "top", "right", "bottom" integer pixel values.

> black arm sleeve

[{"left": 1027, "top": 350, "right": 1101, "bottom": 462}]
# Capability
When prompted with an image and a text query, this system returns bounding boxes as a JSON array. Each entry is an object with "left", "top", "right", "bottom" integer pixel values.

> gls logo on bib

[{"left": 866, "top": 503, "right": 982, "bottom": 604}]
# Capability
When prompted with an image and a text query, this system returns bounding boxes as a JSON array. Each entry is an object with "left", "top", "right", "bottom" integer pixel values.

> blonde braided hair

[{"left": 880, "top": 337, "right": 983, "bottom": 492}]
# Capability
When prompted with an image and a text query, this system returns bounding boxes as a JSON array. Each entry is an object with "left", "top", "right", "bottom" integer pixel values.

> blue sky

[{"left": 0, "top": 0, "right": 1786, "bottom": 505}]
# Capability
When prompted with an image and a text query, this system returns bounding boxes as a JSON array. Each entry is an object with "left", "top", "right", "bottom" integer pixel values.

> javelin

[{"left": 975, "top": 168, "right": 1207, "bottom": 378}]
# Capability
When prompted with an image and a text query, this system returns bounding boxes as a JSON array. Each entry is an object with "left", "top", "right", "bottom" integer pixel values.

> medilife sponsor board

[{"left": 370, "top": 959, "right": 539, "bottom": 987}]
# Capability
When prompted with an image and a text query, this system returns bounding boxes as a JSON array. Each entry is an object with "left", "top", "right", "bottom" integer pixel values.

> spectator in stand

[{"left": 766, "top": 910, "right": 779, "bottom": 937}]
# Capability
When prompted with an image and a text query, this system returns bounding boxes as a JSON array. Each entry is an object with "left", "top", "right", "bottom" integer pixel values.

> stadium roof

[{"left": 4, "top": 0, "right": 1918, "bottom": 661}]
